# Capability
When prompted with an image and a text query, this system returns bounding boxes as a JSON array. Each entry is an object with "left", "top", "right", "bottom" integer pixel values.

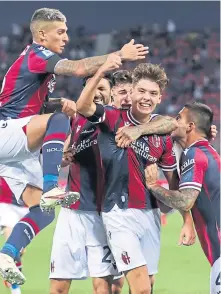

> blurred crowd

[{"left": 0, "top": 20, "right": 220, "bottom": 149}]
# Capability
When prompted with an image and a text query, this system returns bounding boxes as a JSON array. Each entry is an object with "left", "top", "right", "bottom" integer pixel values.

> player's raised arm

[
  {"left": 54, "top": 39, "right": 148, "bottom": 77},
  {"left": 30, "top": 8, "right": 148, "bottom": 77},
  {"left": 76, "top": 54, "right": 122, "bottom": 117}
]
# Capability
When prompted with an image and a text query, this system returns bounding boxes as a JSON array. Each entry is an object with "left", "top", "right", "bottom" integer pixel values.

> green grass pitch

[{"left": 0, "top": 211, "right": 210, "bottom": 294}]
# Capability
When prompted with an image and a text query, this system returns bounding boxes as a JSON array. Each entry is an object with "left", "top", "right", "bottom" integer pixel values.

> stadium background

[{"left": 0, "top": 1, "right": 220, "bottom": 293}]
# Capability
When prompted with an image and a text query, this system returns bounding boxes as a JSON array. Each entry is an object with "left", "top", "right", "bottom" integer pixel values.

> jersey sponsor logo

[
  {"left": 81, "top": 128, "right": 95, "bottom": 135},
  {"left": 121, "top": 251, "right": 131, "bottom": 265},
  {"left": 47, "top": 75, "right": 56, "bottom": 93},
  {"left": 73, "top": 138, "right": 97, "bottom": 154},
  {"left": 130, "top": 140, "right": 157, "bottom": 163},
  {"left": 38, "top": 46, "right": 54, "bottom": 58},
  {"left": 181, "top": 158, "right": 195, "bottom": 173}
]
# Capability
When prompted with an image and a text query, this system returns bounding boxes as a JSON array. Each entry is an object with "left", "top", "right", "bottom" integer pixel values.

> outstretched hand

[{"left": 120, "top": 39, "right": 149, "bottom": 61}]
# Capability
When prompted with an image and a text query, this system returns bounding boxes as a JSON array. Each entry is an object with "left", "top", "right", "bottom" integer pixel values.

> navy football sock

[
  {"left": 42, "top": 112, "right": 70, "bottom": 193},
  {"left": 1, "top": 205, "right": 54, "bottom": 260}
]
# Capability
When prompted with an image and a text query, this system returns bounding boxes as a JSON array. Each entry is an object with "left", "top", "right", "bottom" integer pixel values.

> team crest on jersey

[
  {"left": 121, "top": 251, "right": 130, "bottom": 265},
  {"left": 151, "top": 135, "right": 161, "bottom": 148},
  {"left": 76, "top": 125, "right": 81, "bottom": 133},
  {"left": 47, "top": 75, "right": 56, "bottom": 93},
  {"left": 50, "top": 260, "right": 55, "bottom": 273}
]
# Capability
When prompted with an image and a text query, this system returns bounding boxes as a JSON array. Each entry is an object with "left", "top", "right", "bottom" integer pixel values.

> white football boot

[
  {"left": 40, "top": 186, "right": 80, "bottom": 212},
  {"left": 0, "top": 253, "right": 25, "bottom": 285}
]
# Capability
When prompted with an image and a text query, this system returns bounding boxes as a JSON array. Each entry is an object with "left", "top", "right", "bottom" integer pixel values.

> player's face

[
  {"left": 111, "top": 83, "right": 132, "bottom": 109},
  {"left": 93, "top": 78, "right": 112, "bottom": 105},
  {"left": 131, "top": 79, "right": 161, "bottom": 118},
  {"left": 43, "top": 21, "right": 69, "bottom": 54},
  {"left": 171, "top": 108, "right": 189, "bottom": 140}
]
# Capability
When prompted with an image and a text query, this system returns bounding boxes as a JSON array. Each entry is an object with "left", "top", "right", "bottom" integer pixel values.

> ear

[
  {"left": 157, "top": 95, "right": 162, "bottom": 104},
  {"left": 39, "top": 30, "right": 46, "bottom": 41},
  {"left": 187, "top": 121, "right": 195, "bottom": 132}
]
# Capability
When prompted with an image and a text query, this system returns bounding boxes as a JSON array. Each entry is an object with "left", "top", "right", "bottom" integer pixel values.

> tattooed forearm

[
  {"left": 149, "top": 186, "right": 199, "bottom": 211},
  {"left": 138, "top": 115, "right": 178, "bottom": 135},
  {"left": 54, "top": 55, "right": 108, "bottom": 77}
]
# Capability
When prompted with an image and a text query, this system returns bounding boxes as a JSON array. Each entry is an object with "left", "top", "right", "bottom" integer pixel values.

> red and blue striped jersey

[
  {"left": 0, "top": 43, "right": 61, "bottom": 119},
  {"left": 179, "top": 140, "right": 220, "bottom": 266},
  {"left": 68, "top": 114, "right": 104, "bottom": 212},
  {"left": 89, "top": 106, "right": 177, "bottom": 212}
]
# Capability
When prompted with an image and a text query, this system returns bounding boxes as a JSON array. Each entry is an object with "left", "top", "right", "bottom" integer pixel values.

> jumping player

[{"left": 0, "top": 7, "right": 148, "bottom": 285}]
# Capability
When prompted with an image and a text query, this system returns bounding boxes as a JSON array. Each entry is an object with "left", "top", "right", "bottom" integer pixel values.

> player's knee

[
  {"left": 50, "top": 279, "right": 70, "bottom": 294},
  {"left": 50, "top": 288, "right": 68, "bottom": 294},
  {"left": 138, "top": 286, "right": 151, "bottom": 294},
  {"left": 93, "top": 278, "right": 110, "bottom": 294},
  {"left": 111, "top": 284, "right": 123, "bottom": 294},
  {"left": 111, "top": 277, "right": 124, "bottom": 294},
  {"left": 48, "top": 112, "right": 69, "bottom": 126}
]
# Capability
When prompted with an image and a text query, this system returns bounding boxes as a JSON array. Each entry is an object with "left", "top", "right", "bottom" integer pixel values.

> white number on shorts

[
  {"left": 0, "top": 120, "right": 7, "bottom": 128},
  {"left": 102, "top": 246, "right": 112, "bottom": 264},
  {"left": 216, "top": 272, "right": 221, "bottom": 286}
]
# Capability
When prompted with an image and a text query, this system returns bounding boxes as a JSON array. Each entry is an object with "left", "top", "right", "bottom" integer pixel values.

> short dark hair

[
  {"left": 112, "top": 70, "right": 132, "bottom": 86},
  {"left": 132, "top": 63, "right": 169, "bottom": 93},
  {"left": 30, "top": 8, "right": 66, "bottom": 36},
  {"left": 82, "top": 73, "right": 114, "bottom": 88},
  {"left": 184, "top": 101, "right": 213, "bottom": 137}
]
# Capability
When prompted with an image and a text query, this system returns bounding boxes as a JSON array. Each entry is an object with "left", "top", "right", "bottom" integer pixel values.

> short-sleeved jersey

[
  {"left": 179, "top": 140, "right": 220, "bottom": 266},
  {"left": 89, "top": 106, "right": 177, "bottom": 212},
  {"left": 68, "top": 114, "right": 104, "bottom": 212},
  {"left": 0, "top": 43, "right": 62, "bottom": 119}
]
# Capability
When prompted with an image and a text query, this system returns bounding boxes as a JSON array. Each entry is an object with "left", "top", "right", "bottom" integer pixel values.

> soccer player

[
  {"left": 49, "top": 74, "right": 120, "bottom": 294},
  {"left": 145, "top": 102, "right": 220, "bottom": 294},
  {"left": 76, "top": 57, "right": 196, "bottom": 294},
  {"left": 49, "top": 72, "right": 180, "bottom": 294},
  {"left": 0, "top": 8, "right": 148, "bottom": 285},
  {"left": 111, "top": 70, "right": 133, "bottom": 109}
]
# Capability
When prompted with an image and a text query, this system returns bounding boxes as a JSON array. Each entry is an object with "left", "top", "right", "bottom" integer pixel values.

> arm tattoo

[
  {"left": 149, "top": 186, "right": 199, "bottom": 211},
  {"left": 139, "top": 116, "right": 178, "bottom": 135},
  {"left": 55, "top": 52, "right": 121, "bottom": 77}
]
